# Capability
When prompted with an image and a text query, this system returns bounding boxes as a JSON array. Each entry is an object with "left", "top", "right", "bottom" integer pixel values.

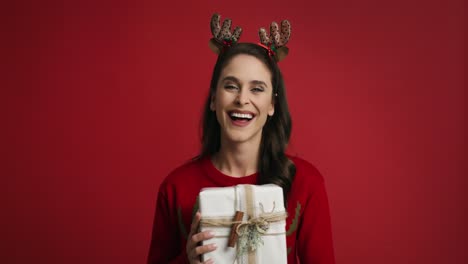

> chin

[
  {"left": 224, "top": 133, "right": 250, "bottom": 143},
  {"left": 222, "top": 130, "right": 262, "bottom": 145}
]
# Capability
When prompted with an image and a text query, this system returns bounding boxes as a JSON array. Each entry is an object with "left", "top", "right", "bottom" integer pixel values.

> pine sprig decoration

[{"left": 236, "top": 225, "right": 265, "bottom": 257}]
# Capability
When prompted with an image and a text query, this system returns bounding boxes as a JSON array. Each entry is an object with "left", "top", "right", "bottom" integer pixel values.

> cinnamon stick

[{"left": 228, "top": 211, "right": 244, "bottom": 247}]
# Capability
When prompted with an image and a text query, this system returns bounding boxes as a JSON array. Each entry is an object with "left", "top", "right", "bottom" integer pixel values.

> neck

[{"left": 212, "top": 137, "right": 261, "bottom": 178}]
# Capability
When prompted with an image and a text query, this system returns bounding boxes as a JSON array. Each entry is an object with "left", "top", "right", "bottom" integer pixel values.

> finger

[
  {"left": 203, "top": 258, "right": 214, "bottom": 264},
  {"left": 190, "top": 230, "right": 215, "bottom": 244},
  {"left": 194, "top": 243, "right": 217, "bottom": 256},
  {"left": 188, "top": 243, "right": 217, "bottom": 262},
  {"left": 189, "top": 212, "right": 201, "bottom": 237},
  {"left": 187, "top": 213, "right": 201, "bottom": 254}
]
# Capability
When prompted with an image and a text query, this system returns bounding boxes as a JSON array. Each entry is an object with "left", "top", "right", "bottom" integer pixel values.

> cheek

[
  {"left": 215, "top": 110, "right": 224, "bottom": 125},
  {"left": 215, "top": 92, "right": 233, "bottom": 109},
  {"left": 214, "top": 98, "right": 228, "bottom": 123},
  {"left": 257, "top": 98, "right": 274, "bottom": 114},
  {"left": 256, "top": 102, "right": 272, "bottom": 122}
]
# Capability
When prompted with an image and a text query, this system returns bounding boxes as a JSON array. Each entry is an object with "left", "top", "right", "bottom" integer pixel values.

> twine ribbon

[{"left": 201, "top": 210, "right": 287, "bottom": 236}]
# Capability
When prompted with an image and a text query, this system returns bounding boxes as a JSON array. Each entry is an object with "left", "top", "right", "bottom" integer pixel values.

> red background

[{"left": 3, "top": 0, "right": 466, "bottom": 263}]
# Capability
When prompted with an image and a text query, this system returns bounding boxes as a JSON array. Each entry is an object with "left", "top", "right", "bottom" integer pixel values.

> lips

[{"left": 228, "top": 110, "right": 256, "bottom": 127}]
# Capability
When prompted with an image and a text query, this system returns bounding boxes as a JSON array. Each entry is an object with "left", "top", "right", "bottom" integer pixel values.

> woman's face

[{"left": 210, "top": 54, "right": 275, "bottom": 146}]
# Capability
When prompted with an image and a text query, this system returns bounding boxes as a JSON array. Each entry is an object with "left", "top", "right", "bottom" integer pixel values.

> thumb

[{"left": 189, "top": 211, "right": 201, "bottom": 237}]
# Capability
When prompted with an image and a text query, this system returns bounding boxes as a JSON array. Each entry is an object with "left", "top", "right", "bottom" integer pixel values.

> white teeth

[{"left": 230, "top": 112, "right": 253, "bottom": 119}]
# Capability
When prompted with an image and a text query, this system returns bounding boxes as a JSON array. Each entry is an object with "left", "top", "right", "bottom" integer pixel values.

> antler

[
  {"left": 209, "top": 13, "right": 242, "bottom": 54},
  {"left": 259, "top": 20, "right": 291, "bottom": 62}
]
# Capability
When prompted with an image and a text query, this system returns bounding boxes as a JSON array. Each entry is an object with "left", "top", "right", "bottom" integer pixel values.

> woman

[{"left": 147, "top": 14, "right": 335, "bottom": 264}]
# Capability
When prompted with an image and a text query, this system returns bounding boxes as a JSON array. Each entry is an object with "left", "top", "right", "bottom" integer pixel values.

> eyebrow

[{"left": 220, "top": 76, "right": 269, "bottom": 87}]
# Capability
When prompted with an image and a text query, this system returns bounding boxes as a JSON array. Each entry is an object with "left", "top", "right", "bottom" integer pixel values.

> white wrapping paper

[{"left": 199, "top": 184, "right": 287, "bottom": 264}]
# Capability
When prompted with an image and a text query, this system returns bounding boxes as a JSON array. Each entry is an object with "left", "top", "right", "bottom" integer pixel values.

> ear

[
  {"left": 210, "top": 94, "right": 216, "bottom": 111},
  {"left": 268, "top": 100, "right": 275, "bottom": 116}
]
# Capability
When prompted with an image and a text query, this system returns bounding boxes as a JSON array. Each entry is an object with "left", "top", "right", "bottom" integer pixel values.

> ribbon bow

[{"left": 234, "top": 210, "right": 287, "bottom": 257}]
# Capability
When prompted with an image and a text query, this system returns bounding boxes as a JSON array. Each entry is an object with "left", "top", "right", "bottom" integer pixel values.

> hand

[{"left": 186, "top": 212, "right": 217, "bottom": 264}]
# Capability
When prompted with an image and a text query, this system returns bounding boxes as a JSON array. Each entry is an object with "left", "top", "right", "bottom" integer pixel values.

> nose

[{"left": 235, "top": 89, "right": 250, "bottom": 105}]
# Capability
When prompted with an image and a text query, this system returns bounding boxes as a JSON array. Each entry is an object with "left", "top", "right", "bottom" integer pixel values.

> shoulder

[
  {"left": 159, "top": 157, "right": 205, "bottom": 191},
  {"left": 286, "top": 155, "right": 331, "bottom": 209},
  {"left": 287, "top": 154, "right": 327, "bottom": 198},
  {"left": 287, "top": 154, "right": 325, "bottom": 183}
]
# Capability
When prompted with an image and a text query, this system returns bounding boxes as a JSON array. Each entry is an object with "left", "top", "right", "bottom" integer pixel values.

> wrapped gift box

[{"left": 199, "top": 184, "right": 287, "bottom": 264}]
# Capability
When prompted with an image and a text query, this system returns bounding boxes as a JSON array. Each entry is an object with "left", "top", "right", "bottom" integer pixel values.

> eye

[
  {"left": 224, "top": 84, "right": 238, "bottom": 90},
  {"left": 251, "top": 87, "right": 264, "bottom": 93}
]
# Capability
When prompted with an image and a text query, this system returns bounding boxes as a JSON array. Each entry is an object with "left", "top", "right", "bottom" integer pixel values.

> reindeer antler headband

[
  {"left": 209, "top": 13, "right": 242, "bottom": 54},
  {"left": 208, "top": 13, "right": 292, "bottom": 62}
]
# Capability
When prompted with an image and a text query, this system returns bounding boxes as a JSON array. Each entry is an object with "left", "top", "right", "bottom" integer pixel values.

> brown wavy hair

[{"left": 197, "top": 43, "right": 296, "bottom": 203}]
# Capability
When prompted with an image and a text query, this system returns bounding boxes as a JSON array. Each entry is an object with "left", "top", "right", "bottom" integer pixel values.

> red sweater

[{"left": 147, "top": 156, "right": 335, "bottom": 263}]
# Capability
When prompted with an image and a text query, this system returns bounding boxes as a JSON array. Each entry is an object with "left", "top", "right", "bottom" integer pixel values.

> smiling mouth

[
  {"left": 229, "top": 111, "right": 255, "bottom": 120},
  {"left": 228, "top": 111, "right": 255, "bottom": 126}
]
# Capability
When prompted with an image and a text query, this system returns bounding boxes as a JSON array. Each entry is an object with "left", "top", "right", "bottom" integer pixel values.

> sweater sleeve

[
  {"left": 147, "top": 183, "right": 189, "bottom": 264},
  {"left": 297, "top": 179, "right": 336, "bottom": 263}
]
